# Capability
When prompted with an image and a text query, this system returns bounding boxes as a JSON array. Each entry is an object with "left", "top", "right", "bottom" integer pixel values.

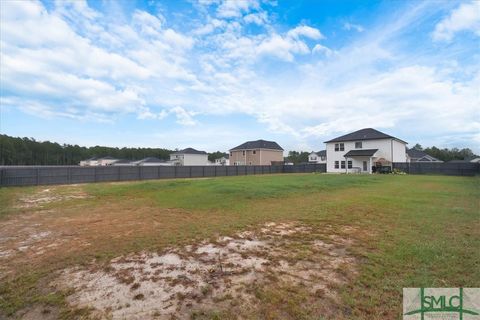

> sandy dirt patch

[
  {"left": 54, "top": 222, "right": 357, "bottom": 319},
  {"left": 15, "top": 188, "right": 90, "bottom": 209}
]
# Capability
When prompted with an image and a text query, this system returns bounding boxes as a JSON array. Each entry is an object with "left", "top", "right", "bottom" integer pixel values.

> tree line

[
  {"left": 0, "top": 134, "right": 174, "bottom": 165},
  {"left": 411, "top": 144, "right": 477, "bottom": 162}
]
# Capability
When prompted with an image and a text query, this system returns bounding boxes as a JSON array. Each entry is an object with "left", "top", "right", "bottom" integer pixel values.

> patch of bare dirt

[
  {"left": 54, "top": 222, "right": 357, "bottom": 319},
  {"left": 15, "top": 188, "right": 90, "bottom": 209}
]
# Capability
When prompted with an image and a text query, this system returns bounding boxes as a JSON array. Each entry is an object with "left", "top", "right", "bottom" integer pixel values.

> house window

[
  {"left": 242, "top": 151, "right": 245, "bottom": 156},
  {"left": 341, "top": 161, "right": 346, "bottom": 169},
  {"left": 355, "top": 142, "right": 362, "bottom": 149},
  {"left": 335, "top": 143, "right": 345, "bottom": 151},
  {"left": 334, "top": 161, "right": 339, "bottom": 169},
  {"left": 347, "top": 161, "right": 352, "bottom": 169},
  {"left": 253, "top": 150, "right": 256, "bottom": 154},
  {"left": 321, "top": 156, "right": 326, "bottom": 161},
  {"left": 230, "top": 152, "right": 232, "bottom": 156}
]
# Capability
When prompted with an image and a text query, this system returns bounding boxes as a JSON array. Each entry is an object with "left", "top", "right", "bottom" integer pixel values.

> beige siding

[{"left": 229, "top": 149, "right": 283, "bottom": 165}]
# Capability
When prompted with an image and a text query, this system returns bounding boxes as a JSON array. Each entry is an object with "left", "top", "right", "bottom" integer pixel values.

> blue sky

[{"left": 1, "top": 0, "right": 479, "bottom": 153}]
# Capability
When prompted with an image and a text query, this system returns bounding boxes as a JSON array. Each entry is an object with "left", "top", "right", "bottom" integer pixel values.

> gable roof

[
  {"left": 171, "top": 148, "right": 207, "bottom": 155},
  {"left": 230, "top": 139, "right": 283, "bottom": 151},
  {"left": 310, "top": 150, "right": 326, "bottom": 156},
  {"left": 406, "top": 148, "right": 442, "bottom": 162},
  {"left": 324, "top": 128, "right": 407, "bottom": 144}
]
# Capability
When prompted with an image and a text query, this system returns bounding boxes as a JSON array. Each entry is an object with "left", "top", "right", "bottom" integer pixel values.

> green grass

[{"left": 0, "top": 173, "right": 478, "bottom": 319}]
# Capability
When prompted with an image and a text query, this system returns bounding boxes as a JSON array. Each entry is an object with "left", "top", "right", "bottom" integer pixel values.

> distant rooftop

[
  {"left": 325, "top": 128, "right": 406, "bottom": 144},
  {"left": 230, "top": 139, "right": 283, "bottom": 151},
  {"left": 171, "top": 148, "right": 207, "bottom": 155}
]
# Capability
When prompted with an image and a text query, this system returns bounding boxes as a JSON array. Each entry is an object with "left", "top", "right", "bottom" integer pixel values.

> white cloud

[
  {"left": 312, "top": 44, "right": 335, "bottom": 57},
  {"left": 216, "top": 0, "right": 259, "bottom": 18},
  {"left": 343, "top": 22, "right": 364, "bottom": 32},
  {"left": 244, "top": 12, "right": 268, "bottom": 25},
  {"left": 170, "top": 107, "right": 198, "bottom": 126},
  {"left": 433, "top": 1, "right": 480, "bottom": 41},
  {"left": 287, "top": 25, "right": 324, "bottom": 40}
]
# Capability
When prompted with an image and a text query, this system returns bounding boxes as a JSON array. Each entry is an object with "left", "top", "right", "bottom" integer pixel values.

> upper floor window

[
  {"left": 230, "top": 152, "right": 232, "bottom": 156},
  {"left": 242, "top": 151, "right": 245, "bottom": 156},
  {"left": 355, "top": 142, "right": 362, "bottom": 149},
  {"left": 335, "top": 143, "right": 345, "bottom": 151},
  {"left": 253, "top": 150, "right": 256, "bottom": 154}
]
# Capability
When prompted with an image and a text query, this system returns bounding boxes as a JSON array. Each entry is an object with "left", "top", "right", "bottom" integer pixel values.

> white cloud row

[{"left": 0, "top": 0, "right": 479, "bottom": 150}]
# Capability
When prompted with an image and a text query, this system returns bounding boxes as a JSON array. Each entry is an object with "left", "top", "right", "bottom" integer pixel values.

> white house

[
  {"left": 215, "top": 155, "right": 230, "bottom": 166},
  {"left": 79, "top": 157, "right": 98, "bottom": 166},
  {"left": 325, "top": 128, "right": 408, "bottom": 173},
  {"left": 170, "top": 148, "right": 209, "bottom": 166},
  {"left": 135, "top": 157, "right": 172, "bottom": 166},
  {"left": 79, "top": 156, "right": 118, "bottom": 166},
  {"left": 97, "top": 156, "right": 119, "bottom": 166},
  {"left": 308, "top": 150, "right": 326, "bottom": 163}
]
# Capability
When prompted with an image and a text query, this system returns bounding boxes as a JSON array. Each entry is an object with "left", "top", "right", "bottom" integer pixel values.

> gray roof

[
  {"left": 406, "top": 148, "right": 442, "bottom": 162},
  {"left": 312, "top": 150, "right": 326, "bottom": 156},
  {"left": 230, "top": 139, "right": 283, "bottom": 151},
  {"left": 344, "top": 149, "right": 378, "bottom": 157},
  {"left": 111, "top": 159, "right": 131, "bottom": 164},
  {"left": 325, "top": 128, "right": 406, "bottom": 144},
  {"left": 171, "top": 148, "right": 207, "bottom": 155},
  {"left": 138, "top": 157, "right": 164, "bottom": 163}
]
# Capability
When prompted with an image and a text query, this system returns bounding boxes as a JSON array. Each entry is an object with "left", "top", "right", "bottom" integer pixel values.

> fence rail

[
  {"left": 0, "top": 164, "right": 326, "bottom": 187},
  {"left": 393, "top": 162, "right": 479, "bottom": 176}
]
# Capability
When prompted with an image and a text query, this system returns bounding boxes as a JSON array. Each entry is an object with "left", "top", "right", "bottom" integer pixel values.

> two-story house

[
  {"left": 308, "top": 150, "right": 326, "bottom": 163},
  {"left": 229, "top": 140, "right": 283, "bottom": 165},
  {"left": 325, "top": 128, "right": 407, "bottom": 173},
  {"left": 170, "top": 148, "right": 209, "bottom": 166}
]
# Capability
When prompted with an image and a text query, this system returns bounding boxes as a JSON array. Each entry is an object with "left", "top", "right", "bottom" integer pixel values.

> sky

[{"left": 0, "top": 0, "right": 479, "bottom": 153}]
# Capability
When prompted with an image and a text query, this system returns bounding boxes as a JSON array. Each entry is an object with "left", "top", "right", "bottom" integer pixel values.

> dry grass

[{"left": 0, "top": 173, "right": 478, "bottom": 319}]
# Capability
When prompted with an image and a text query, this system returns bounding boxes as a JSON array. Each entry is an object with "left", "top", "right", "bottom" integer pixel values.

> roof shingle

[
  {"left": 230, "top": 140, "right": 283, "bottom": 151},
  {"left": 324, "top": 128, "right": 406, "bottom": 143}
]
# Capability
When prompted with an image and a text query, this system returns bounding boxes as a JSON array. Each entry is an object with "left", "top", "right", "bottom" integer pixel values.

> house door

[{"left": 363, "top": 161, "right": 367, "bottom": 171}]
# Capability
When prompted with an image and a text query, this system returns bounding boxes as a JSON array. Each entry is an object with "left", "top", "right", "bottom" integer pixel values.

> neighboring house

[
  {"left": 97, "top": 156, "right": 118, "bottom": 166},
  {"left": 215, "top": 155, "right": 230, "bottom": 166},
  {"left": 469, "top": 157, "right": 480, "bottom": 163},
  {"left": 111, "top": 159, "right": 133, "bottom": 166},
  {"left": 324, "top": 128, "right": 408, "bottom": 173},
  {"left": 135, "top": 157, "right": 172, "bottom": 166},
  {"left": 79, "top": 157, "right": 98, "bottom": 166},
  {"left": 406, "top": 148, "right": 443, "bottom": 162},
  {"left": 170, "top": 148, "right": 209, "bottom": 166},
  {"left": 229, "top": 139, "right": 284, "bottom": 165},
  {"left": 308, "top": 150, "right": 326, "bottom": 163},
  {"left": 79, "top": 156, "right": 117, "bottom": 166}
]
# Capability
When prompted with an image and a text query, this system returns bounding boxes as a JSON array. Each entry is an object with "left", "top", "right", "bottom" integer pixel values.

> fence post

[{"left": 214, "top": 165, "right": 217, "bottom": 177}]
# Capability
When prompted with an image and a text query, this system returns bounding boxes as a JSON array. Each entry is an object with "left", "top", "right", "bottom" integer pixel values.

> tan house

[{"left": 229, "top": 140, "right": 284, "bottom": 165}]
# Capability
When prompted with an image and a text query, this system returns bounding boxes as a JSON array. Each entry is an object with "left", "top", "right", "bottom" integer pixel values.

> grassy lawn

[{"left": 0, "top": 173, "right": 478, "bottom": 319}]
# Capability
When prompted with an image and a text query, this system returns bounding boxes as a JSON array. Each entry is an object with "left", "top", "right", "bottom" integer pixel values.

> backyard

[{"left": 0, "top": 173, "right": 479, "bottom": 319}]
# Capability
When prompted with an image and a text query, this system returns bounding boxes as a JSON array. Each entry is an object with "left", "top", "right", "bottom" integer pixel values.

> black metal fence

[
  {"left": 0, "top": 164, "right": 327, "bottom": 187},
  {"left": 393, "top": 162, "right": 479, "bottom": 176}
]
